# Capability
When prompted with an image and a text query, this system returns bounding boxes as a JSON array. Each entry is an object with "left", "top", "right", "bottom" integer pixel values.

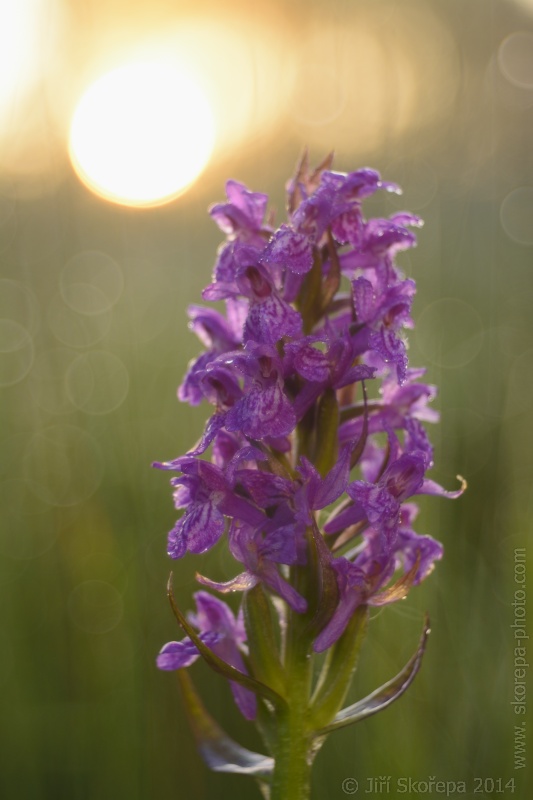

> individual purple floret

[
  {"left": 198, "top": 515, "right": 308, "bottom": 614},
  {"left": 178, "top": 304, "right": 243, "bottom": 405},
  {"left": 153, "top": 454, "right": 265, "bottom": 558},
  {"left": 221, "top": 344, "right": 297, "bottom": 439},
  {"left": 157, "top": 591, "right": 256, "bottom": 719}
]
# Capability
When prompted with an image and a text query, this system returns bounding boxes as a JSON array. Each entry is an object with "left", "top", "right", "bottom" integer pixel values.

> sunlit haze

[
  {"left": 69, "top": 62, "right": 215, "bottom": 207},
  {"left": 0, "top": 0, "right": 48, "bottom": 121}
]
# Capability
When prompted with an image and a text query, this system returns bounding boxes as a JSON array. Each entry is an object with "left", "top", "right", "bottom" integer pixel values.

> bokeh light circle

[
  {"left": 0, "top": 279, "right": 40, "bottom": 334},
  {"left": 47, "top": 294, "right": 112, "bottom": 349},
  {"left": 498, "top": 32, "right": 533, "bottom": 89},
  {"left": 504, "top": 349, "right": 533, "bottom": 417},
  {"left": 24, "top": 424, "right": 103, "bottom": 507},
  {"left": 500, "top": 187, "right": 533, "bottom": 245},
  {"left": 69, "top": 62, "right": 215, "bottom": 207},
  {"left": 68, "top": 580, "right": 123, "bottom": 634},
  {"left": 384, "top": 159, "right": 439, "bottom": 210},
  {"left": 28, "top": 348, "right": 77, "bottom": 415},
  {"left": 0, "top": 479, "right": 60, "bottom": 559},
  {"left": 66, "top": 350, "right": 129, "bottom": 415},
  {"left": 0, "top": 319, "right": 34, "bottom": 386},
  {"left": 60, "top": 251, "right": 123, "bottom": 315}
]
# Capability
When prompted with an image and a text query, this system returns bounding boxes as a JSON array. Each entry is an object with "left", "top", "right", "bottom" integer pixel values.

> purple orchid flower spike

[{"left": 154, "top": 156, "right": 465, "bottom": 800}]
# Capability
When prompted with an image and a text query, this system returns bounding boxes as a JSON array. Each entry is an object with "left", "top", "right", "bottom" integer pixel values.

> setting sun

[{"left": 69, "top": 62, "right": 215, "bottom": 207}]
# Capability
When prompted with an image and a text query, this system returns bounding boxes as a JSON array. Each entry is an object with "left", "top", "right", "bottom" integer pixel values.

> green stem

[{"left": 271, "top": 615, "right": 313, "bottom": 800}]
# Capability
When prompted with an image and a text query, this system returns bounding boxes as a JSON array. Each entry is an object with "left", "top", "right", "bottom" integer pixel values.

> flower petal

[
  {"left": 226, "top": 383, "right": 296, "bottom": 439},
  {"left": 176, "top": 670, "right": 273, "bottom": 777},
  {"left": 262, "top": 225, "right": 313, "bottom": 274},
  {"left": 195, "top": 570, "right": 260, "bottom": 593},
  {"left": 182, "top": 503, "right": 226, "bottom": 555},
  {"left": 156, "top": 632, "right": 221, "bottom": 670},
  {"left": 260, "top": 562, "right": 308, "bottom": 613},
  {"left": 418, "top": 476, "right": 467, "bottom": 499},
  {"left": 244, "top": 293, "right": 302, "bottom": 345}
]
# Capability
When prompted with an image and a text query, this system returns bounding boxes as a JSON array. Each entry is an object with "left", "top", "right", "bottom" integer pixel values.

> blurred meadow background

[{"left": 1, "top": 0, "right": 532, "bottom": 797}]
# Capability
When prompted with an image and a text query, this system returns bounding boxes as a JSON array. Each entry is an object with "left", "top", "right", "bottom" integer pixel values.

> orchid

[{"left": 154, "top": 154, "right": 464, "bottom": 799}]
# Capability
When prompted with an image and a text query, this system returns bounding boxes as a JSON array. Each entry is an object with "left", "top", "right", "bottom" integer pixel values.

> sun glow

[
  {"left": 0, "top": 0, "right": 44, "bottom": 119},
  {"left": 69, "top": 62, "right": 215, "bottom": 207}
]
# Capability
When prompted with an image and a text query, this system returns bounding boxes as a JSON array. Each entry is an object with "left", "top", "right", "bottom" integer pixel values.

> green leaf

[
  {"left": 296, "top": 249, "right": 324, "bottom": 334},
  {"left": 309, "top": 605, "right": 369, "bottom": 730},
  {"left": 244, "top": 585, "right": 286, "bottom": 696},
  {"left": 314, "top": 614, "right": 431, "bottom": 736},
  {"left": 339, "top": 401, "right": 382, "bottom": 425},
  {"left": 254, "top": 697, "right": 279, "bottom": 758},
  {"left": 350, "top": 379, "right": 369, "bottom": 470},
  {"left": 287, "top": 149, "right": 334, "bottom": 216},
  {"left": 177, "top": 669, "right": 274, "bottom": 780},
  {"left": 295, "top": 402, "right": 316, "bottom": 464},
  {"left": 287, "top": 149, "right": 308, "bottom": 216},
  {"left": 331, "top": 520, "right": 366, "bottom": 554},
  {"left": 167, "top": 574, "right": 287, "bottom": 711},
  {"left": 321, "top": 229, "right": 341, "bottom": 312},
  {"left": 313, "top": 387, "right": 339, "bottom": 477},
  {"left": 303, "top": 521, "right": 339, "bottom": 639}
]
